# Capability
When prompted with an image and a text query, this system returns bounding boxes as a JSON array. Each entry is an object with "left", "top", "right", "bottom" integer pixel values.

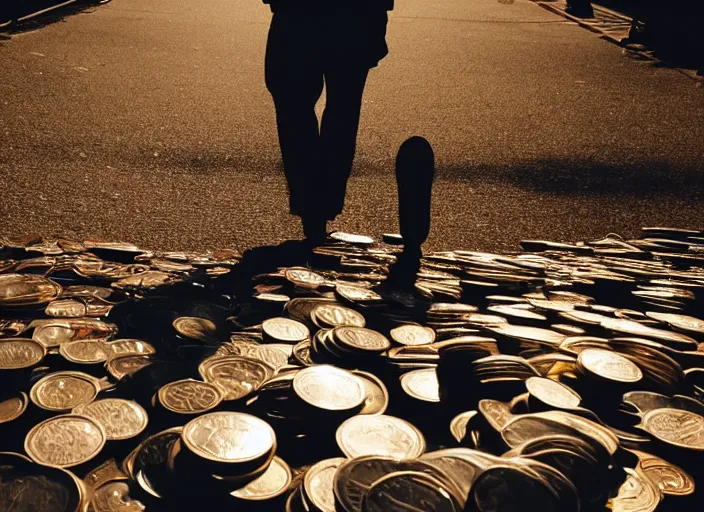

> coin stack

[{"left": 2, "top": 227, "right": 704, "bottom": 511}]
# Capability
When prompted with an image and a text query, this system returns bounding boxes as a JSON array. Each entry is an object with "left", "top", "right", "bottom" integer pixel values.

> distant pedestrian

[{"left": 263, "top": 0, "right": 393, "bottom": 247}]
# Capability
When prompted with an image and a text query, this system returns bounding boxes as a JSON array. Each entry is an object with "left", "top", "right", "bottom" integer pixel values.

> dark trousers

[{"left": 265, "top": 11, "right": 382, "bottom": 221}]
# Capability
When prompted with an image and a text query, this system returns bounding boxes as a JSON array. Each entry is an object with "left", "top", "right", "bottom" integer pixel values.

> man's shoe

[{"left": 302, "top": 217, "right": 328, "bottom": 248}]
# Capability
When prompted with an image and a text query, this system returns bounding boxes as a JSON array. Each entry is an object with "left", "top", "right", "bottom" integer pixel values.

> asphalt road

[{"left": 1, "top": 0, "right": 703, "bottom": 255}]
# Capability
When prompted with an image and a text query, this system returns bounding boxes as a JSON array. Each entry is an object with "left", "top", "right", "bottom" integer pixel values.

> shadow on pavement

[
  {"left": 0, "top": 0, "right": 108, "bottom": 35},
  {"left": 438, "top": 159, "right": 704, "bottom": 199}
]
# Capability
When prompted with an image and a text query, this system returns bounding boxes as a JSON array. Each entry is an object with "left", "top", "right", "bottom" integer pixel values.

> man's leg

[
  {"left": 318, "top": 66, "right": 370, "bottom": 220},
  {"left": 265, "top": 13, "right": 324, "bottom": 219}
]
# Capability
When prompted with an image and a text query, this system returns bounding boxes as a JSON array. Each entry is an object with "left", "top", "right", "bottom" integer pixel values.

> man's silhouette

[{"left": 264, "top": 0, "right": 393, "bottom": 247}]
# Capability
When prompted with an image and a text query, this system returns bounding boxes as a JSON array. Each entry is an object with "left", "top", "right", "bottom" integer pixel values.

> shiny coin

[
  {"left": 334, "top": 456, "right": 457, "bottom": 512},
  {"left": 293, "top": 365, "right": 365, "bottom": 412},
  {"left": 336, "top": 415, "right": 426, "bottom": 459},
  {"left": 90, "top": 481, "right": 144, "bottom": 512},
  {"left": 311, "top": 303, "right": 366, "bottom": 329},
  {"left": 600, "top": 317, "right": 698, "bottom": 351},
  {"left": 488, "top": 324, "right": 565, "bottom": 347},
  {"left": 640, "top": 408, "right": 704, "bottom": 451},
  {"left": 104, "top": 339, "right": 155, "bottom": 359},
  {"left": 182, "top": 412, "right": 276, "bottom": 464},
  {"left": 334, "top": 284, "right": 383, "bottom": 304},
  {"left": 237, "top": 343, "right": 292, "bottom": 371},
  {"left": 352, "top": 370, "right": 389, "bottom": 415},
  {"left": 73, "top": 399, "right": 147, "bottom": 441},
  {"left": 400, "top": 368, "right": 440, "bottom": 403},
  {"left": 0, "top": 392, "right": 28, "bottom": 424},
  {"left": 285, "top": 268, "right": 326, "bottom": 290},
  {"left": 449, "top": 411, "right": 477, "bottom": 444},
  {"left": 25, "top": 414, "right": 106, "bottom": 468},
  {"left": 262, "top": 317, "right": 310, "bottom": 344},
  {"left": 525, "top": 376, "right": 581, "bottom": 409},
  {"left": 231, "top": 456, "right": 292, "bottom": 501},
  {"left": 0, "top": 338, "right": 45, "bottom": 369},
  {"left": 645, "top": 311, "right": 704, "bottom": 337},
  {"left": 578, "top": 348, "right": 643, "bottom": 383},
  {"left": 0, "top": 273, "right": 62, "bottom": 307},
  {"left": 158, "top": 379, "right": 222, "bottom": 414},
  {"left": 199, "top": 355, "right": 273, "bottom": 401},
  {"left": 303, "top": 457, "right": 346, "bottom": 512},
  {"left": 172, "top": 317, "right": 219, "bottom": 343},
  {"left": 59, "top": 340, "right": 107, "bottom": 364},
  {"left": 330, "top": 232, "right": 374, "bottom": 245},
  {"left": 390, "top": 324, "right": 436, "bottom": 346},
  {"left": 32, "top": 319, "right": 116, "bottom": 348},
  {"left": 632, "top": 449, "right": 695, "bottom": 497},
  {"left": 106, "top": 354, "right": 153, "bottom": 381},
  {"left": 30, "top": 371, "right": 102, "bottom": 412},
  {"left": 332, "top": 327, "right": 391, "bottom": 353},
  {"left": 610, "top": 467, "right": 662, "bottom": 512},
  {"left": 362, "top": 471, "right": 459, "bottom": 512}
]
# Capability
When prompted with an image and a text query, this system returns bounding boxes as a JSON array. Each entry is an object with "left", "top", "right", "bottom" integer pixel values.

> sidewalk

[{"left": 531, "top": 0, "right": 702, "bottom": 80}]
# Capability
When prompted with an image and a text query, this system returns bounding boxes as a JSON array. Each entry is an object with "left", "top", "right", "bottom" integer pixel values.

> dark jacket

[{"left": 264, "top": 0, "right": 394, "bottom": 13}]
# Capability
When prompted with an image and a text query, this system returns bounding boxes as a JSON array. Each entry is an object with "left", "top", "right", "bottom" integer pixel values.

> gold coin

[
  {"left": 199, "top": 355, "right": 273, "bottom": 401},
  {"left": 30, "top": 371, "right": 101, "bottom": 412},
  {"left": 105, "top": 339, "right": 156, "bottom": 359},
  {"left": 293, "top": 365, "right": 365, "bottom": 411},
  {"left": 182, "top": 412, "right": 276, "bottom": 464},
  {"left": 25, "top": 414, "right": 106, "bottom": 468},
  {"left": 285, "top": 268, "right": 326, "bottom": 290},
  {"left": 632, "top": 450, "right": 695, "bottom": 497},
  {"left": 352, "top": 370, "right": 389, "bottom": 415},
  {"left": 311, "top": 303, "right": 366, "bottom": 329},
  {"left": 332, "top": 327, "right": 391, "bottom": 353},
  {"left": 0, "top": 338, "right": 45, "bottom": 369},
  {"left": 0, "top": 273, "right": 62, "bottom": 307},
  {"left": 336, "top": 415, "right": 426, "bottom": 459},
  {"left": 390, "top": 324, "right": 436, "bottom": 346},
  {"left": 362, "top": 470, "right": 459, "bottom": 512},
  {"left": 641, "top": 408, "right": 704, "bottom": 451},
  {"left": 303, "top": 457, "right": 346, "bottom": 512},
  {"left": 74, "top": 399, "right": 148, "bottom": 441},
  {"left": 173, "top": 317, "right": 218, "bottom": 342},
  {"left": 400, "top": 368, "right": 440, "bottom": 403},
  {"left": 262, "top": 317, "right": 310, "bottom": 344},
  {"left": 611, "top": 467, "right": 662, "bottom": 512},
  {"left": 106, "top": 354, "right": 153, "bottom": 381},
  {"left": 578, "top": 348, "right": 643, "bottom": 383},
  {"left": 525, "top": 377, "right": 581, "bottom": 409},
  {"left": 158, "top": 379, "right": 222, "bottom": 414},
  {"left": 231, "top": 456, "right": 292, "bottom": 501},
  {"left": 59, "top": 340, "right": 107, "bottom": 364},
  {"left": 0, "top": 392, "right": 28, "bottom": 424}
]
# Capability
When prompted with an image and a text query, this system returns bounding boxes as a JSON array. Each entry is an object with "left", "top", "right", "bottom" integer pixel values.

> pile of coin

[{"left": 1, "top": 227, "right": 704, "bottom": 511}]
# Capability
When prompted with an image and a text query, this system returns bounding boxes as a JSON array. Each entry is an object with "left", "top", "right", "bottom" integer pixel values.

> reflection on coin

[
  {"left": 303, "top": 457, "right": 346, "bottom": 512},
  {"left": 640, "top": 408, "right": 704, "bottom": 451},
  {"left": 450, "top": 411, "right": 477, "bottom": 444},
  {"left": 0, "top": 338, "right": 45, "bottom": 369},
  {"left": 105, "top": 339, "right": 155, "bottom": 359},
  {"left": 158, "top": 379, "right": 222, "bottom": 414},
  {"left": 336, "top": 415, "right": 426, "bottom": 459},
  {"left": 74, "top": 399, "right": 148, "bottom": 441},
  {"left": 400, "top": 368, "right": 440, "bottom": 403},
  {"left": 199, "top": 356, "right": 273, "bottom": 401},
  {"left": 333, "top": 327, "right": 391, "bottom": 353},
  {"left": 335, "top": 285, "right": 383, "bottom": 304},
  {"left": 330, "top": 232, "right": 374, "bottom": 245},
  {"left": 106, "top": 355, "right": 153, "bottom": 381},
  {"left": 30, "top": 371, "right": 101, "bottom": 412},
  {"left": 232, "top": 456, "right": 292, "bottom": 501},
  {"left": 182, "top": 412, "right": 276, "bottom": 464},
  {"left": 631, "top": 449, "right": 695, "bottom": 497},
  {"left": 91, "top": 481, "right": 145, "bottom": 512},
  {"left": 363, "top": 471, "right": 459, "bottom": 512},
  {"left": 525, "top": 377, "right": 581, "bottom": 409},
  {"left": 262, "top": 318, "right": 310, "bottom": 344},
  {"left": 390, "top": 324, "right": 436, "bottom": 346},
  {"left": 25, "top": 414, "right": 106, "bottom": 468},
  {"left": 293, "top": 365, "right": 365, "bottom": 412},
  {"left": 578, "top": 348, "right": 643, "bottom": 383},
  {"left": 237, "top": 343, "right": 292, "bottom": 371},
  {"left": 311, "top": 303, "right": 366, "bottom": 329}
]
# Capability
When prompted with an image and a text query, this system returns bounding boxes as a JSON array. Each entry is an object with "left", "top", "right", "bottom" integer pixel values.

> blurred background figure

[
  {"left": 566, "top": 0, "right": 594, "bottom": 18},
  {"left": 263, "top": 0, "right": 394, "bottom": 248}
]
